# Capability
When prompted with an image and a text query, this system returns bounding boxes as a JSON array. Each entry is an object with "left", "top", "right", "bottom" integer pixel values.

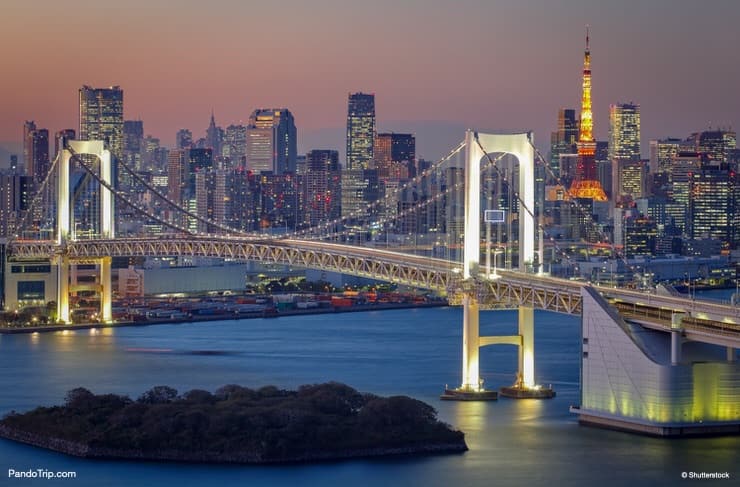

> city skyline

[{"left": 1, "top": 0, "right": 739, "bottom": 164}]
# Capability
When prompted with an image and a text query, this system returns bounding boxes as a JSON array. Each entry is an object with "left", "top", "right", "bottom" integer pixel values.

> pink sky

[{"left": 2, "top": 0, "right": 738, "bottom": 160}]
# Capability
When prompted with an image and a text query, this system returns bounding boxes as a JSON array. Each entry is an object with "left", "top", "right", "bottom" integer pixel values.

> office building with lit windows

[
  {"left": 609, "top": 103, "right": 641, "bottom": 202},
  {"left": 549, "top": 108, "right": 579, "bottom": 180},
  {"left": 304, "top": 150, "right": 341, "bottom": 227},
  {"left": 79, "top": 85, "right": 124, "bottom": 161},
  {"left": 688, "top": 164, "right": 739, "bottom": 248},
  {"left": 375, "top": 132, "right": 416, "bottom": 178},
  {"left": 23, "top": 121, "right": 49, "bottom": 185},
  {"left": 246, "top": 108, "right": 297, "bottom": 175},
  {"left": 346, "top": 93, "right": 375, "bottom": 170}
]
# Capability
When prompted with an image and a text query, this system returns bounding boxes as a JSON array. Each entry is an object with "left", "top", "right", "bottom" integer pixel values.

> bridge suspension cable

[
  {"left": 66, "top": 149, "right": 196, "bottom": 236},
  {"left": 291, "top": 140, "right": 466, "bottom": 239},
  {"left": 11, "top": 152, "right": 60, "bottom": 241},
  {"left": 86, "top": 146, "right": 256, "bottom": 238},
  {"left": 529, "top": 145, "right": 633, "bottom": 269},
  {"left": 308, "top": 150, "right": 509, "bottom": 245}
]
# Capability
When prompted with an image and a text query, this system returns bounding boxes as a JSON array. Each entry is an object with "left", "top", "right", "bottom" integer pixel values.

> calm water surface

[{"left": 1, "top": 303, "right": 738, "bottom": 486}]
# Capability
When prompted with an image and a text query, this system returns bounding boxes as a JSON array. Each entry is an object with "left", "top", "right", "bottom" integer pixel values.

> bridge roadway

[{"left": 8, "top": 236, "right": 740, "bottom": 346}]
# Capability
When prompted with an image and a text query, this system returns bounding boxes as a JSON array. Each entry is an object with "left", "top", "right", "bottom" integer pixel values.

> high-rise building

[
  {"left": 304, "top": 150, "right": 341, "bottom": 227},
  {"left": 79, "top": 85, "right": 124, "bottom": 160},
  {"left": 186, "top": 148, "right": 214, "bottom": 232},
  {"left": 615, "top": 160, "right": 647, "bottom": 200},
  {"left": 609, "top": 103, "right": 641, "bottom": 202},
  {"left": 226, "top": 169, "right": 261, "bottom": 232},
  {"left": 246, "top": 108, "right": 297, "bottom": 174},
  {"left": 23, "top": 121, "right": 49, "bottom": 184},
  {"left": 9, "top": 155, "right": 18, "bottom": 174},
  {"left": 692, "top": 129, "right": 737, "bottom": 163},
  {"left": 608, "top": 103, "right": 641, "bottom": 162},
  {"left": 176, "top": 129, "right": 193, "bottom": 150},
  {"left": 205, "top": 112, "right": 222, "bottom": 156},
  {"left": 374, "top": 133, "right": 415, "bottom": 164},
  {"left": 649, "top": 138, "right": 681, "bottom": 175},
  {"left": 0, "top": 174, "right": 33, "bottom": 237},
  {"left": 549, "top": 108, "right": 579, "bottom": 180},
  {"left": 374, "top": 133, "right": 416, "bottom": 178},
  {"left": 569, "top": 30, "right": 608, "bottom": 202},
  {"left": 167, "top": 149, "right": 187, "bottom": 211},
  {"left": 258, "top": 173, "right": 302, "bottom": 230},
  {"left": 688, "top": 163, "right": 739, "bottom": 248},
  {"left": 346, "top": 93, "right": 376, "bottom": 170},
  {"left": 123, "top": 120, "right": 144, "bottom": 171},
  {"left": 223, "top": 124, "right": 247, "bottom": 166}
]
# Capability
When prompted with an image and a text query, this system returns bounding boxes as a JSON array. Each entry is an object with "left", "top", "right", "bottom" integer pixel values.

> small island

[{"left": 0, "top": 382, "right": 467, "bottom": 464}]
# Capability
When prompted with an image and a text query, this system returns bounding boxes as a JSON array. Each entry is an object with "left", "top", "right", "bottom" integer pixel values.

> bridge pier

[
  {"left": 441, "top": 291, "right": 498, "bottom": 401},
  {"left": 56, "top": 255, "right": 70, "bottom": 324},
  {"left": 100, "top": 257, "right": 112, "bottom": 323},
  {"left": 519, "top": 307, "right": 534, "bottom": 387}
]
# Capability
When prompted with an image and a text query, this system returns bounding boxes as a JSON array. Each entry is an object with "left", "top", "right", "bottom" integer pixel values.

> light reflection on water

[{"left": 0, "top": 306, "right": 738, "bottom": 486}]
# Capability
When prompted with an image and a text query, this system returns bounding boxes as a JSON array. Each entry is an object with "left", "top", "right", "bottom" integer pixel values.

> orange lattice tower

[{"left": 570, "top": 27, "right": 608, "bottom": 201}]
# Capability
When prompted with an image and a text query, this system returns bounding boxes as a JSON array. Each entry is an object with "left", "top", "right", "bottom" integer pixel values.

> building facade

[
  {"left": 79, "top": 85, "right": 124, "bottom": 160},
  {"left": 246, "top": 109, "right": 297, "bottom": 175},
  {"left": 346, "top": 93, "right": 375, "bottom": 171}
]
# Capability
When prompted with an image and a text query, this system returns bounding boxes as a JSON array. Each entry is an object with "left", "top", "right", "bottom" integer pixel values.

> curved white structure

[
  {"left": 57, "top": 141, "right": 114, "bottom": 324},
  {"left": 460, "top": 130, "right": 537, "bottom": 392}
]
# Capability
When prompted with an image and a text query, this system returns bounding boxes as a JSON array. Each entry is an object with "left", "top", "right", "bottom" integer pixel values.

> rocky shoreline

[
  {"left": 0, "top": 425, "right": 466, "bottom": 464},
  {"left": 0, "top": 383, "right": 467, "bottom": 465}
]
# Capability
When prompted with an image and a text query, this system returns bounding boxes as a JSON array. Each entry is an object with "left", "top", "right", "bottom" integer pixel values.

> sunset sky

[{"left": 1, "top": 0, "right": 738, "bottom": 163}]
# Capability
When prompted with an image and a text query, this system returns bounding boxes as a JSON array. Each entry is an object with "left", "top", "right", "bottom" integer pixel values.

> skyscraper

[
  {"left": 692, "top": 129, "right": 737, "bottom": 163},
  {"left": 608, "top": 103, "right": 641, "bottom": 162},
  {"left": 176, "top": 129, "right": 193, "bottom": 150},
  {"left": 123, "top": 120, "right": 144, "bottom": 170},
  {"left": 79, "top": 85, "right": 124, "bottom": 160},
  {"left": 23, "top": 121, "right": 49, "bottom": 184},
  {"left": 569, "top": 30, "right": 608, "bottom": 201},
  {"left": 223, "top": 124, "right": 247, "bottom": 166},
  {"left": 688, "top": 163, "right": 738, "bottom": 248},
  {"left": 609, "top": 103, "right": 641, "bottom": 202},
  {"left": 205, "top": 112, "right": 222, "bottom": 156},
  {"left": 649, "top": 138, "right": 681, "bottom": 174},
  {"left": 374, "top": 133, "right": 416, "bottom": 178},
  {"left": 346, "top": 93, "right": 375, "bottom": 170},
  {"left": 246, "top": 108, "right": 297, "bottom": 174},
  {"left": 304, "top": 150, "right": 341, "bottom": 226},
  {"left": 549, "top": 108, "right": 579, "bottom": 180},
  {"left": 0, "top": 174, "right": 33, "bottom": 237}
]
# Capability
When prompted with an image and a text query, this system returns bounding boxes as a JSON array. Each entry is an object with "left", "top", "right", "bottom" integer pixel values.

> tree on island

[{"left": 0, "top": 382, "right": 466, "bottom": 464}]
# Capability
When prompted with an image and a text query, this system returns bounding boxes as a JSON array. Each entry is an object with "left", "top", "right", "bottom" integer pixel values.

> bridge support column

[
  {"left": 441, "top": 290, "right": 497, "bottom": 401},
  {"left": 519, "top": 306, "right": 535, "bottom": 388},
  {"left": 56, "top": 255, "right": 70, "bottom": 324},
  {"left": 462, "top": 293, "right": 480, "bottom": 390},
  {"left": 500, "top": 306, "right": 555, "bottom": 398},
  {"left": 100, "top": 257, "right": 112, "bottom": 323}
]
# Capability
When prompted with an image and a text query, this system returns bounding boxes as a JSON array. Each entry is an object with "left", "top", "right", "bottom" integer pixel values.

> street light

[{"left": 489, "top": 248, "right": 504, "bottom": 279}]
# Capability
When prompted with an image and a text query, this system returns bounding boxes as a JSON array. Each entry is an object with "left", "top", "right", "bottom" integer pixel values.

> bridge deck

[{"left": 7, "top": 237, "right": 740, "bottom": 346}]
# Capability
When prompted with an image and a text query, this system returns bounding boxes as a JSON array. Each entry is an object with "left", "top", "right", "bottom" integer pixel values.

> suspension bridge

[{"left": 4, "top": 131, "right": 740, "bottom": 435}]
